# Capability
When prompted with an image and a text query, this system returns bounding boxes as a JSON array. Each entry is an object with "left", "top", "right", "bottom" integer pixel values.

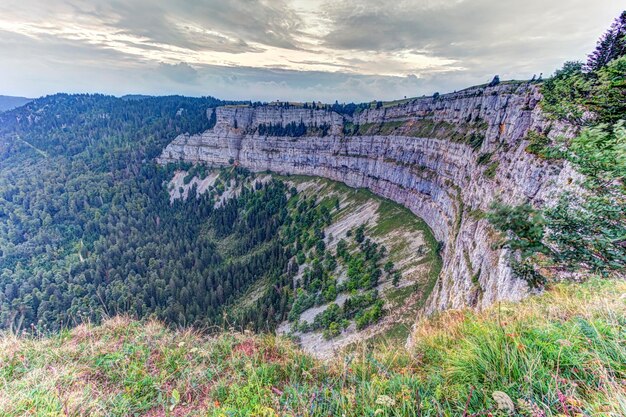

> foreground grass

[{"left": 1, "top": 279, "right": 625, "bottom": 416}]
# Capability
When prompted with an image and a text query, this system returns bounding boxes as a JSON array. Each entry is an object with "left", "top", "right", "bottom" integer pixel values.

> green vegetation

[
  {"left": 2, "top": 13, "right": 625, "bottom": 416},
  {"left": 284, "top": 218, "right": 391, "bottom": 338},
  {"left": 483, "top": 161, "right": 499, "bottom": 179},
  {"left": 2, "top": 279, "right": 624, "bottom": 416},
  {"left": 488, "top": 203, "right": 548, "bottom": 258},
  {"left": 492, "top": 122, "right": 625, "bottom": 281},
  {"left": 524, "top": 131, "right": 565, "bottom": 160},
  {"left": 256, "top": 121, "right": 328, "bottom": 137},
  {"left": 492, "top": 21, "right": 626, "bottom": 282},
  {"left": 0, "top": 94, "right": 251, "bottom": 332},
  {"left": 4, "top": 92, "right": 436, "bottom": 336},
  {"left": 511, "top": 121, "right": 625, "bottom": 279},
  {"left": 183, "top": 164, "right": 210, "bottom": 183},
  {"left": 487, "top": 203, "right": 549, "bottom": 287},
  {"left": 342, "top": 118, "right": 488, "bottom": 149},
  {"left": 540, "top": 61, "right": 590, "bottom": 123},
  {"left": 244, "top": 177, "right": 441, "bottom": 341},
  {"left": 476, "top": 152, "right": 492, "bottom": 165},
  {"left": 540, "top": 13, "right": 625, "bottom": 124},
  {"left": 541, "top": 57, "right": 626, "bottom": 125}
]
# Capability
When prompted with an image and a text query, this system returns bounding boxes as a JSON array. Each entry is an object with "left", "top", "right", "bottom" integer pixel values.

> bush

[
  {"left": 483, "top": 162, "right": 499, "bottom": 179},
  {"left": 587, "top": 56, "right": 626, "bottom": 123},
  {"left": 323, "top": 321, "right": 341, "bottom": 339},
  {"left": 569, "top": 120, "right": 626, "bottom": 184},
  {"left": 510, "top": 259, "right": 546, "bottom": 288},
  {"left": 354, "top": 300, "right": 384, "bottom": 329},
  {"left": 476, "top": 152, "right": 492, "bottom": 165},
  {"left": 487, "top": 203, "right": 548, "bottom": 258},
  {"left": 544, "top": 192, "right": 626, "bottom": 273},
  {"left": 541, "top": 61, "right": 590, "bottom": 122},
  {"left": 524, "top": 131, "right": 564, "bottom": 159},
  {"left": 468, "top": 132, "right": 485, "bottom": 151}
]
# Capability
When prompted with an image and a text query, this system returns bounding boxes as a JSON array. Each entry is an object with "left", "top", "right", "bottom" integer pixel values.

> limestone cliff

[{"left": 158, "top": 82, "right": 577, "bottom": 315}]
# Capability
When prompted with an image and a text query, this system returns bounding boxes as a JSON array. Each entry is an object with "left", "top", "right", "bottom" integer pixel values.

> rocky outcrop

[{"left": 158, "top": 82, "right": 576, "bottom": 315}]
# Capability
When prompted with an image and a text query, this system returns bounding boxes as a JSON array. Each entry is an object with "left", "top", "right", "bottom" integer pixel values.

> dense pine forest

[
  {"left": 0, "top": 94, "right": 280, "bottom": 332},
  {"left": 0, "top": 94, "right": 401, "bottom": 336}
]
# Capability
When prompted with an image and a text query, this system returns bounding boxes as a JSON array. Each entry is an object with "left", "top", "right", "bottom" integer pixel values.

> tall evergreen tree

[{"left": 586, "top": 11, "right": 626, "bottom": 72}]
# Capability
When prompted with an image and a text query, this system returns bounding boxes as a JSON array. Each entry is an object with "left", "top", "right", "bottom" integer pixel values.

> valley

[
  {"left": 158, "top": 82, "right": 573, "bottom": 315},
  {"left": 0, "top": 9, "right": 625, "bottom": 414},
  {"left": 165, "top": 168, "right": 441, "bottom": 355}
]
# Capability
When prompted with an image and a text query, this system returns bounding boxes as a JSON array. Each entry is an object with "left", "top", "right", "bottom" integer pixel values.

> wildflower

[
  {"left": 375, "top": 395, "right": 396, "bottom": 407},
  {"left": 516, "top": 398, "right": 546, "bottom": 417},
  {"left": 492, "top": 391, "right": 515, "bottom": 414},
  {"left": 556, "top": 339, "right": 572, "bottom": 347}
]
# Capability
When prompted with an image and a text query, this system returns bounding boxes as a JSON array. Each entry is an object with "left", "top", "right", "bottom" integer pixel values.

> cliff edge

[{"left": 158, "top": 82, "right": 577, "bottom": 316}]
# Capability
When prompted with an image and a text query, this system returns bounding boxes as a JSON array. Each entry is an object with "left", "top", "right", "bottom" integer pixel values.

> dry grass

[{"left": 1, "top": 279, "right": 625, "bottom": 416}]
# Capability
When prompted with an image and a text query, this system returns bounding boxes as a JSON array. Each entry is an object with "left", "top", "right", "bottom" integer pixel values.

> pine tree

[
  {"left": 586, "top": 11, "right": 626, "bottom": 72},
  {"left": 488, "top": 75, "right": 500, "bottom": 87}
]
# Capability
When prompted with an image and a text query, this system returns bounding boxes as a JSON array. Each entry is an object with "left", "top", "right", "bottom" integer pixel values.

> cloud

[
  {"left": 158, "top": 62, "right": 199, "bottom": 84},
  {"left": 0, "top": 0, "right": 623, "bottom": 101},
  {"left": 98, "top": 0, "right": 306, "bottom": 52},
  {"left": 320, "top": 0, "right": 625, "bottom": 79},
  {"left": 183, "top": 65, "right": 432, "bottom": 102}
]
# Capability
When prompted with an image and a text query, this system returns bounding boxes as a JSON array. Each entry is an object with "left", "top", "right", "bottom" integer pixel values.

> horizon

[
  {"left": 2, "top": 77, "right": 536, "bottom": 105},
  {"left": 0, "top": 1, "right": 623, "bottom": 103}
]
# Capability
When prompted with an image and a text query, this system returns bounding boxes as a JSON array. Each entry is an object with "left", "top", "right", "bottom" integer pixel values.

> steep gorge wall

[{"left": 158, "top": 83, "right": 576, "bottom": 314}]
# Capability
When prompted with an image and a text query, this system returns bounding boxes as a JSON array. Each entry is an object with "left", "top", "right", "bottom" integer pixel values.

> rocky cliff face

[{"left": 158, "top": 82, "right": 577, "bottom": 316}]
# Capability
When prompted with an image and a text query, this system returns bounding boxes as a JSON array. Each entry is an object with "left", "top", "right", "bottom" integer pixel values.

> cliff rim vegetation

[{"left": 1, "top": 278, "right": 624, "bottom": 417}]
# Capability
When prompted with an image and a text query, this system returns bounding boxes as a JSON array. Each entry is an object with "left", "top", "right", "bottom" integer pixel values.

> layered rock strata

[{"left": 158, "top": 83, "right": 575, "bottom": 314}]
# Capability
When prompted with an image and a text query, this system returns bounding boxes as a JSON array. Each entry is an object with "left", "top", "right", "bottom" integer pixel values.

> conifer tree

[{"left": 586, "top": 11, "right": 626, "bottom": 72}]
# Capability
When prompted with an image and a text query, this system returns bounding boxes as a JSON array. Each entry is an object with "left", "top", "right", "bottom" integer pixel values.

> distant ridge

[
  {"left": 0, "top": 95, "right": 32, "bottom": 112},
  {"left": 120, "top": 94, "right": 154, "bottom": 101}
]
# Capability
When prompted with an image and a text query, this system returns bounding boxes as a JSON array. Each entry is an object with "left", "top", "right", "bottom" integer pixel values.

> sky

[{"left": 0, "top": 1, "right": 623, "bottom": 102}]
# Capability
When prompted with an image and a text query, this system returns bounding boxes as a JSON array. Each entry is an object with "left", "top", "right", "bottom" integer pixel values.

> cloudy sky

[{"left": 0, "top": 0, "right": 622, "bottom": 102}]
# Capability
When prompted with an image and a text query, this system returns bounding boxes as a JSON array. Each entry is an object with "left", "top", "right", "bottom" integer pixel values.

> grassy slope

[
  {"left": 274, "top": 175, "right": 441, "bottom": 346},
  {"left": 166, "top": 171, "right": 440, "bottom": 347},
  {"left": 1, "top": 279, "right": 624, "bottom": 417}
]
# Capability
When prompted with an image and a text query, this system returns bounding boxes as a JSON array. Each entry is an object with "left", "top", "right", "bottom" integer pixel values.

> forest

[
  {"left": 0, "top": 94, "right": 273, "bottom": 332},
  {"left": 0, "top": 94, "right": 392, "bottom": 336}
]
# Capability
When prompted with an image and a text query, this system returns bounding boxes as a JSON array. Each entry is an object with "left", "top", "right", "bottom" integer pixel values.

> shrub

[
  {"left": 483, "top": 162, "right": 499, "bottom": 179},
  {"left": 476, "top": 152, "right": 492, "bottom": 165},
  {"left": 487, "top": 203, "right": 548, "bottom": 258},
  {"left": 524, "top": 131, "right": 564, "bottom": 159},
  {"left": 587, "top": 56, "right": 626, "bottom": 123},
  {"left": 569, "top": 120, "right": 626, "bottom": 184},
  {"left": 541, "top": 61, "right": 590, "bottom": 122},
  {"left": 468, "top": 132, "right": 485, "bottom": 151},
  {"left": 544, "top": 192, "right": 626, "bottom": 273}
]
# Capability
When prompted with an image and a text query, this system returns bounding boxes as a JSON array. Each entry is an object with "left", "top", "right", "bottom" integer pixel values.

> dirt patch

[
  {"left": 298, "top": 294, "right": 349, "bottom": 324},
  {"left": 233, "top": 338, "right": 258, "bottom": 357},
  {"left": 324, "top": 200, "right": 380, "bottom": 249},
  {"left": 167, "top": 170, "right": 219, "bottom": 203}
]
